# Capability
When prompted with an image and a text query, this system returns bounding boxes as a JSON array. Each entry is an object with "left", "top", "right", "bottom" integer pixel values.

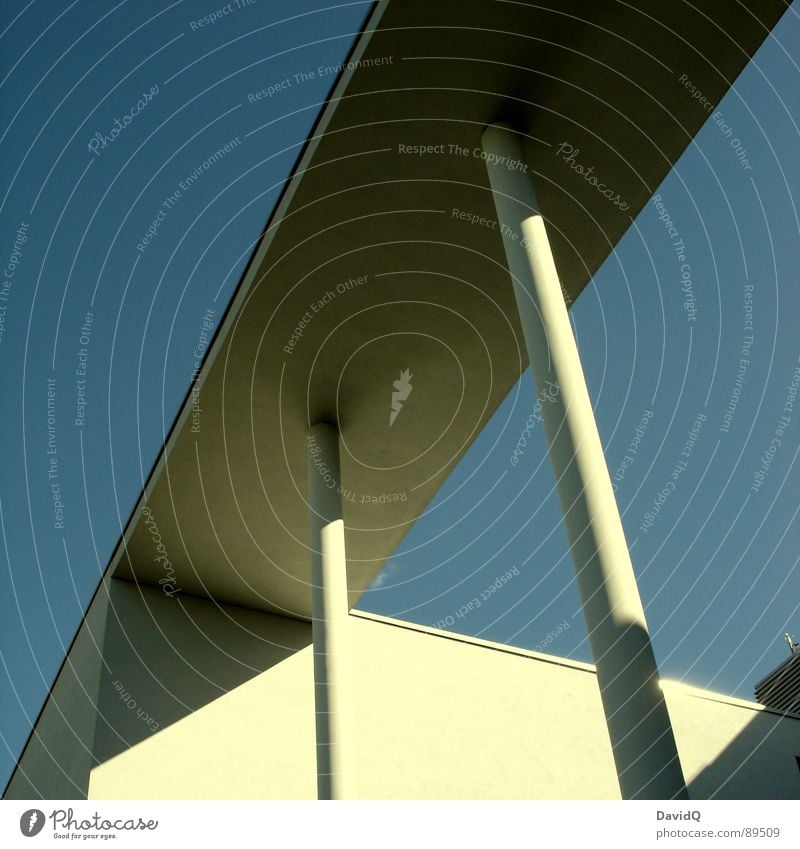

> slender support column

[
  {"left": 307, "top": 422, "right": 356, "bottom": 800},
  {"left": 482, "top": 123, "right": 687, "bottom": 800}
]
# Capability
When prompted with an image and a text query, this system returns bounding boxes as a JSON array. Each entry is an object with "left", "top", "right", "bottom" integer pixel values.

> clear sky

[{"left": 1, "top": 0, "right": 798, "bottom": 795}]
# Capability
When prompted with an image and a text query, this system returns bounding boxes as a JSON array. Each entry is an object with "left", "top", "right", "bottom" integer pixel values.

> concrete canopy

[{"left": 113, "top": 0, "right": 787, "bottom": 619}]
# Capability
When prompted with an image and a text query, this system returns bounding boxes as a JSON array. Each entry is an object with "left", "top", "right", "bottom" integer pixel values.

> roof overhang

[{"left": 112, "top": 0, "right": 787, "bottom": 618}]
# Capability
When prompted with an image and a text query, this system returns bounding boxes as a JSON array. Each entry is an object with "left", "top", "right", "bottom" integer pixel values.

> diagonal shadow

[
  {"left": 93, "top": 579, "right": 312, "bottom": 766},
  {"left": 687, "top": 709, "right": 800, "bottom": 799}
]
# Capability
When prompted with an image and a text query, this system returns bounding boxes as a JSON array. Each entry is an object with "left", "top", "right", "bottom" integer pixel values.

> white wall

[
  {"left": 86, "top": 587, "right": 800, "bottom": 800},
  {"left": 10, "top": 578, "right": 796, "bottom": 800},
  {"left": 666, "top": 682, "right": 800, "bottom": 800}
]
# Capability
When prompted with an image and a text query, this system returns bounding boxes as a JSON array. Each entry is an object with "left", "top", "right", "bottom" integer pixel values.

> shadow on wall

[
  {"left": 93, "top": 579, "right": 312, "bottom": 766},
  {"left": 687, "top": 709, "right": 800, "bottom": 800}
]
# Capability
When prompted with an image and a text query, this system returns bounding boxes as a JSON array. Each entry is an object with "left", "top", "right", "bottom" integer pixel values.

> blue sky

[{"left": 1, "top": 0, "right": 798, "bottom": 794}]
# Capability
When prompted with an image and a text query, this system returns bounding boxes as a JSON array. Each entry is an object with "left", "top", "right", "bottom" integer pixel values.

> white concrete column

[
  {"left": 306, "top": 422, "right": 356, "bottom": 800},
  {"left": 482, "top": 123, "right": 687, "bottom": 800}
]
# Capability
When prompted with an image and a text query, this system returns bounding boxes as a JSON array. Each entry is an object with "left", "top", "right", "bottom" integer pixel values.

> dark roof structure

[{"left": 755, "top": 649, "right": 800, "bottom": 714}]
